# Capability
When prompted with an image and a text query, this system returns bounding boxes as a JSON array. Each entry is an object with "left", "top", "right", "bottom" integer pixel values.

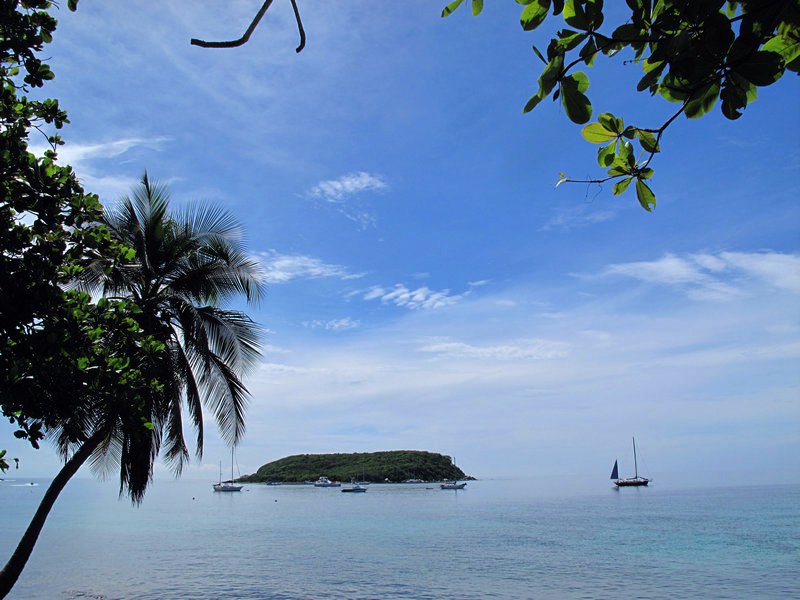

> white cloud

[
  {"left": 256, "top": 250, "right": 363, "bottom": 284},
  {"left": 308, "top": 172, "right": 387, "bottom": 202},
  {"left": 418, "top": 338, "right": 569, "bottom": 360},
  {"left": 29, "top": 137, "right": 170, "bottom": 201},
  {"left": 53, "top": 137, "right": 170, "bottom": 165},
  {"left": 541, "top": 204, "right": 618, "bottom": 231},
  {"left": 718, "top": 251, "right": 800, "bottom": 293},
  {"left": 305, "top": 172, "right": 388, "bottom": 229},
  {"left": 304, "top": 317, "right": 361, "bottom": 331},
  {"left": 599, "top": 251, "right": 800, "bottom": 301},
  {"left": 362, "top": 284, "right": 465, "bottom": 310}
]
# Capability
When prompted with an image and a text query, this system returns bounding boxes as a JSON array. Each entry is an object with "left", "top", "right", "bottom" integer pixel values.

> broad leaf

[
  {"left": 560, "top": 72, "right": 592, "bottom": 124},
  {"left": 582, "top": 122, "right": 616, "bottom": 143},
  {"left": 684, "top": 82, "right": 720, "bottom": 119},
  {"left": 636, "top": 129, "right": 660, "bottom": 153},
  {"left": 613, "top": 177, "right": 633, "bottom": 195},
  {"left": 441, "top": 0, "right": 465, "bottom": 17},
  {"left": 597, "top": 140, "right": 617, "bottom": 166},
  {"left": 635, "top": 179, "right": 656, "bottom": 211},
  {"left": 521, "top": 0, "right": 551, "bottom": 31}
]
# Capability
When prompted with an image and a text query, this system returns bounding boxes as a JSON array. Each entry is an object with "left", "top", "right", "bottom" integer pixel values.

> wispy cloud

[
  {"left": 52, "top": 137, "right": 170, "bottom": 165},
  {"left": 541, "top": 204, "right": 618, "bottom": 231},
  {"left": 304, "top": 317, "right": 361, "bottom": 331},
  {"left": 362, "top": 284, "right": 465, "bottom": 310},
  {"left": 256, "top": 251, "right": 363, "bottom": 284},
  {"left": 597, "top": 251, "right": 800, "bottom": 301},
  {"left": 30, "top": 137, "right": 171, "bottom": 201},
  {"left": 306, "top": 172, "right": 388, "bottom": 229},
  {"left": 309, "top": 172, "right": 387, "bottom": 202},
  {"left": 418, "top": 338, "right": 569, "bottom": 360}
]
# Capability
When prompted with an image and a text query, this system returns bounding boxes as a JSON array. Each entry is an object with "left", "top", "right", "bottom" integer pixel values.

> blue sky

[{"left": 5, "top": 1, "right": 799, "bottom": 490}]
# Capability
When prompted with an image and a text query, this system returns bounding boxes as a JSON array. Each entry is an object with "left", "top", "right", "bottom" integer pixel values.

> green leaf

[
  {"left": 441, "top": 0, "right": 465, "bottom": 17},
  {"left": 638, "top": 168, "right": 654, "bottom": 179},
  {"left": 580, "top": 37, "right": 598, "bottom": 66},
  {"left": 635, "top": 179, "right": 656, "bottom": 211},
  {"left": 636, "top": 129, "right": 660, "bottom": 153},
  {"left": 520, "top": 0, "right": 551, "bottom": 31},
  {"left": 68, "top": 0, "right": 79, "bottom": 10},
  {"left": 532, "top": 45, "right": 547, "bottom": 64},
  {"left": 597, "top": 140, "right": 617, "bottom": 167},
  {"left": 472, "top": 0, "right": 484, "bottom": 16},
  {"left": 684, "top": 82, "right": 720, "bottom": 119},
  {"left": 560, "top": 73, "right": 592, "bottom": 124},
  {"left": 563, "top": 0, "right": 590, "bottom": 30},
  {"left": 523, "top": 91, "right": 545, "bottom": 113},
  {"left": 597, "top": 112, "right": 621, "bottom": 134},
  {"left": 582, "top": 122, "right": 616, "bottom": 143},
  {"left": 143, "top": 421, "right": 154, "bottom": 430},
  {"left": 613, "top": 177, "right": 633, "bottom": 195},
  {"left": 733, "top": 51, "right": 785, "bottom": 86},
  {"left": 554, "top": 29, "right": 587, "bottom": 52}
]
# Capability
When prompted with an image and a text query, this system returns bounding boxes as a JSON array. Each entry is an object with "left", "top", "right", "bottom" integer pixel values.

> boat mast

[{"left": 632, "top": 437, "right": 638, "bottom": 479}]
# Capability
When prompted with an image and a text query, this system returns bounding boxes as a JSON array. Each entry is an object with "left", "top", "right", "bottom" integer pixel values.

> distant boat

[
  {"left": 611, "top": 437, "right": 650, "bottom": 487},
  {"left": 441, "top": 455, "right": 467, "bottom": 489},
  {"left": 213, "top": 448, "right": 243, "bottom": 492},
  {"left": 342, "top": 481, "right": 367, "bottom": 493},
  {"left": 313, "top": 476, "right": 341, "bottom": 488},
  {"left": 440, "top": 481, "right": 467, "bottom": 490}
]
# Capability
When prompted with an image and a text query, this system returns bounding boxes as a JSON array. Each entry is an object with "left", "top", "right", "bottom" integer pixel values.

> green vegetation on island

[{"left": 239, "top": 451, "right": 470, "bottom": 483}]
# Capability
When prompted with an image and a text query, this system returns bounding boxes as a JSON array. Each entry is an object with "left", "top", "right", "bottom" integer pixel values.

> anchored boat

[{"left": 611, "top": 437, "right": 650, "bottom": 487}]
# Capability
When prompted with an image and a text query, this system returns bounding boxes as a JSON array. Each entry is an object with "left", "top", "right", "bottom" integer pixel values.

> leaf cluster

[
  {"left": 443, "top": 0, "right": 800, "bottom": 209},
  {"left": 0, "top": 1, "right": 162, "bottom": 477}
]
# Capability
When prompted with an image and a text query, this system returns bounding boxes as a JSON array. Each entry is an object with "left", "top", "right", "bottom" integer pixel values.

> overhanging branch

[{"left": 190, "top": 0, "right": 306, "bottom": 53}]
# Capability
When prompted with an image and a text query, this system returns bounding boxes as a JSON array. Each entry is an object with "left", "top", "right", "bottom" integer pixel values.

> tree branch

[
  {"left": 191, "top": 0, "right": 275, "bottom": 49},
  {"left": 190, "top": 0, "right": 307, "bottom": 53}
]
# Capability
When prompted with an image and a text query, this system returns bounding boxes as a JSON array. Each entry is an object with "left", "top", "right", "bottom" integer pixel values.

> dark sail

[{"left": 610, "top": 460, "right": 618, "bottom": 480}]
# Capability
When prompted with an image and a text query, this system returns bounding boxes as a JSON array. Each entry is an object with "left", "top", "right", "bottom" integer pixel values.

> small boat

[
  {"left": 611, "top": 437, "right": 650, "bottom": 487},
  {"left": 313, "top": 476, "right": 341, "bottom": 488},
  {"left": 341, "top": 481, "right": 367, "bottom": 493},
  {"left": 213, "top": 448, "right": 243, "bottom": 492},
  {"left": 440, "top": 481, "right": 466, "bottom": 490}
]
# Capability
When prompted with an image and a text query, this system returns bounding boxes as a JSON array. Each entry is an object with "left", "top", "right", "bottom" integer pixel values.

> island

[{"left": 238, "top": 450, "right": 471, "bottom": 483}]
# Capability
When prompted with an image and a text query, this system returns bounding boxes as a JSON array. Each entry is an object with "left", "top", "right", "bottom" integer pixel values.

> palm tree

[{"left": 0, "top": 174, "right": 264, "bottom": 597}]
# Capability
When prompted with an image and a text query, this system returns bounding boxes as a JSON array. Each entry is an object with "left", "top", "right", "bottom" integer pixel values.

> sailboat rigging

[
  {"left": 611, "top": 437, "right": 650, "bottom": 487},
  {"left": 213, "top": 447, "right": 243, "bottom": 492}
]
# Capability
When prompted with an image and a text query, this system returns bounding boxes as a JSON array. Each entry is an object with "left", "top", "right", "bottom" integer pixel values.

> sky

[{"left": 4, "top": 1, "right": 799, "bottom": 491}]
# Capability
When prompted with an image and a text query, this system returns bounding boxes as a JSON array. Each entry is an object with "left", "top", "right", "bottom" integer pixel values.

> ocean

[{"left": 1, "top": 478, "right": 798, "bottom": 599}]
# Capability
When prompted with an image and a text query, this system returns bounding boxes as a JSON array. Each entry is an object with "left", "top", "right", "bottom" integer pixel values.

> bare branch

[
  {"left": 289, "top": 0, "right": 306, "bottom": 53},
  {"left": 191, "top": 0, "right": 275, "bottom": 49}
]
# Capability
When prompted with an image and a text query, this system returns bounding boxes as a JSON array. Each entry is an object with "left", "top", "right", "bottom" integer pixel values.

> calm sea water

[{"left": 1, "top": 478, "right": 797, "bottom": 599}]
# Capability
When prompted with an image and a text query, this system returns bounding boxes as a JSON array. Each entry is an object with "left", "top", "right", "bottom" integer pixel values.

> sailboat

[
  {"left": 611, "top": 437, "right": 650, "bottom": 487},
  {"left": 440, "top": 455, "right": 467, "bottom": 489},
  {"left": 213, "top": 447, "right": 243, "bottom": 492}
]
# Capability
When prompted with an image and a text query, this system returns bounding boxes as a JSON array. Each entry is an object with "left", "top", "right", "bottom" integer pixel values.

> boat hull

[
  {"left": 614, "top": 478, "right": 649, "bottom": 487},
  {"left": 440, "top": 482, "right": 467, "bottom": 490},
  {"left": 213, "top": 484, "right": 243, "bottom": 492}
]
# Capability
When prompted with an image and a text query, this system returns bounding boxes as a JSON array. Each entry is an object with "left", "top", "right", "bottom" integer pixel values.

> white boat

[
  {"left": 313, "top": 476, "right": 341, "bottom": 488},
  {"left": 440, "top": 481, "right": 466, "bottom": 490},
  {"left": 341, "top": 481, "right": 367, "bottom": 493},
  {"left": 440, "top": 456, "right": 467, "bottom": 489},
  {"left": 213, "top": 448, "right": 243, "bottom": 492}
]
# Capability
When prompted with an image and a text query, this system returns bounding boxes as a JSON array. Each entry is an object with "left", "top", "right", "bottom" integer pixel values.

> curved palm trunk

[{"left": 0, "top": 431, "right": 104, "bottom": 599}]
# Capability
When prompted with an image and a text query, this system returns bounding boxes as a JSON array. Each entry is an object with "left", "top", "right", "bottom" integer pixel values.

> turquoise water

[{"left": 1, "top": 478, "right": 798, "bottom": 599}]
